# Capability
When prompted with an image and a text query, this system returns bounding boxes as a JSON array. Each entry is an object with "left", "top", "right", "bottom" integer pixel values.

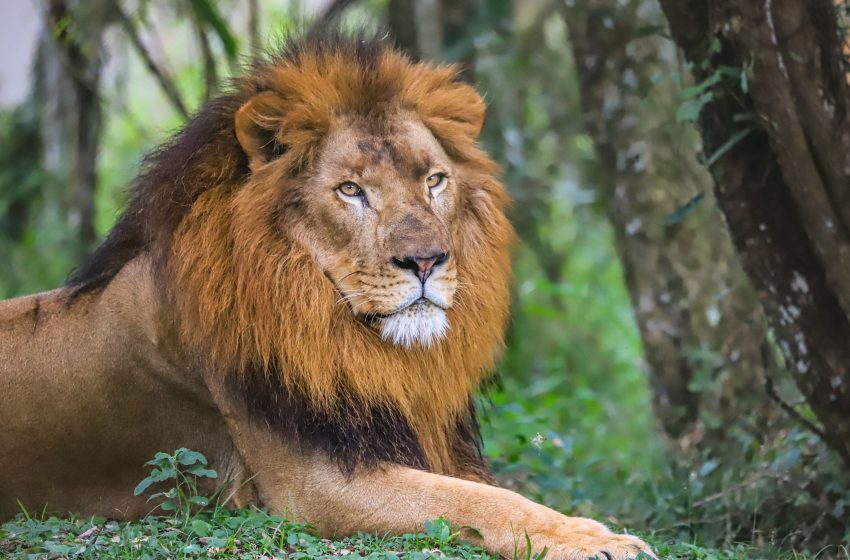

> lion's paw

[{"left": 542, "top": 532, "right": 656, "bottom": 560}]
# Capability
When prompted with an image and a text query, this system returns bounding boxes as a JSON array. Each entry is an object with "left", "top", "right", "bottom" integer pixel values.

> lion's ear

[
  {"left": 235, "top": 92, "right": 286, "bottom": 172},
  {"left": 415, "top": 81, "right": 486, "bottom": 149}
]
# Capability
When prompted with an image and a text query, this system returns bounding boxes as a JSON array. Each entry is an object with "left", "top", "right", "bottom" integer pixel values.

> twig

[{"left": 114, "top": 5, "right": 189, "bottom": 119}]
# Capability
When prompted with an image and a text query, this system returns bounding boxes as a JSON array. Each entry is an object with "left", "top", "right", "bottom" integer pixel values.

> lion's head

[
  {"left": 69, "top": 30, "right": 513, "bottom": 475},
  {"left": 228, "top": 39, "right": 499, "bottom": 350},
  {"left": 247, "top": 111, "right": 462, "bottom": 348}
]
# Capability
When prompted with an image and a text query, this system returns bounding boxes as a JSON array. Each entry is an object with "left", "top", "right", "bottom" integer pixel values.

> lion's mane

[{"left": 68, "top": 30, "right": 513, "bottom": 478}]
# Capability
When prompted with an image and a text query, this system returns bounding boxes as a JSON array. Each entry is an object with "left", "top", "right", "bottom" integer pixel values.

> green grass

[
  {"left": 1, "top": 509, "right": 836, "bottom": 559},
  {"left": 0, "top": 509, "right": 495, "bottom": 559}
]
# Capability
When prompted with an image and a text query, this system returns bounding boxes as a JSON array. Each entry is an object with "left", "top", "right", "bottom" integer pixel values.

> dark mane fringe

[
  {"left": 227, "top": 361, "right": 430, "bottom": 475},
  {"left": 66, "top": 93, "right": 249, "bottom": 297},
  {"left": 66, "top": 28, "right": 392, "bottom": 297},
  {"left": 227, "top": 361, "right": 490, "bottom": 478}
]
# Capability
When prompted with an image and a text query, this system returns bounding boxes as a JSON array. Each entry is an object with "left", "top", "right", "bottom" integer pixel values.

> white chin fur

[{"left": 379, "top": 302, "right": 448, "bottom": 348}]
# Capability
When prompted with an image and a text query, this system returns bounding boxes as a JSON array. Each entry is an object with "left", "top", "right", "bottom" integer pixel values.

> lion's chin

[{"left": 378, "top": 300, "right": 448, "bottom": 349}]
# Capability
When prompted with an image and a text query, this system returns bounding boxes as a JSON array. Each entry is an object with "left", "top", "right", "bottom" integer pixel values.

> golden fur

[
  {"left": 172, "top": 50, "right": 511, "bottom": 473},
  {"left": 0, "top": 30, "right": 653, "bottom": 559}
]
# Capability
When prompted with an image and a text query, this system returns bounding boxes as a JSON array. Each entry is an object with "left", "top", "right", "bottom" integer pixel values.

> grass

[
  {"left": 0, "top": 509, "right": 494, "bottom": 559},
  {"left": 1, "top": 449, "right": 841, "bottom": 560},
  {"left": 2, "top": 508, "right": 840, "bottom": 559}
]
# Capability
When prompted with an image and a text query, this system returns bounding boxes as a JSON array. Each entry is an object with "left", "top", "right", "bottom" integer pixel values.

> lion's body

[
  {"left": 0, "top": 30, "right": 653, "bottom": 558},
  {"left": 0, "top": 260, "right": 246, "bottom": 519}
]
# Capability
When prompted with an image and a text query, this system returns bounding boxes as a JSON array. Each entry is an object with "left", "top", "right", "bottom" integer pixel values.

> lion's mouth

[
  {"left": 351, "top": 298, "right": 449, "bottom": 347},
  {"left": 359, "top": 297, "right": 442, "bottom": 323}
]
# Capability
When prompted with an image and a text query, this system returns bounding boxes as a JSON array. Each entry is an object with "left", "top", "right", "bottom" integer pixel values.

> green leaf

[
  {"left": 709, "top": 36, "right": 723, "bottom": 54},
  {"left": 680, "top": 72, "right": 721, "bottom": 99},
  {"left": 145, "top": 452, "right": 172, "bottom": 466},
  {"left": 176, "top": 450, "right": 207, "bottom": 466},
  {"left": 190, "top": 0, "right": 238, "bottom": 59},
  {"left": 424, "top": 517, "right": 453, "bottom": 545},
  {"left": 189, "top": 495, "right": 209, "bottom": 506},
  {"left": 187, "top": 465, "right": 218, "bottom": 479},
  {"left": 699, "top": 459, "right": 720, "bottom": 477},
  {"left": 663, "top": 193, "right": 705, "bottom": 226},
  {"left": 43, "top": 541, "right": 72, "bottom": 555},
  {"left": 160, "top": 500, "right": 177, "bottom": 512},
  {"left": 706, "top": 127, "right": 754, "bottom": 168},
  {"left": 149, "top": 467, "right": 176, "bottom": 482},
  {"left": 133, "top": 477, "right": 154, "bottom": 497},
  {"left": 205, "top": 536, "right": 229, "bottom": 548},
  {"left": 676, "top": 92, "right": 713, "bottom": 123},
  {"left": 191, "top": 519, "right": 211, "bottom": 537}
]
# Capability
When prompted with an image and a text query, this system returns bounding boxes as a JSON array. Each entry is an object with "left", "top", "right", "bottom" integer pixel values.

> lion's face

[{"left": 286, "top": 113, "right": 459, "bottom": 348}]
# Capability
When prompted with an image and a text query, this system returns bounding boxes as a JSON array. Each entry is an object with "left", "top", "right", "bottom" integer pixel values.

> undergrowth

[
  {"left": 2, "top": 511, "right": 836, "bottom": 559},
  {"left": 0, "top": 449, "right": 839, "bottom": 559}
]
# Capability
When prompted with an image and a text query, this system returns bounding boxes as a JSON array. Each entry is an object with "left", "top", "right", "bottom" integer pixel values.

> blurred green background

[{"left": 1, "top": 0, "right": 848, "bottom": 555}]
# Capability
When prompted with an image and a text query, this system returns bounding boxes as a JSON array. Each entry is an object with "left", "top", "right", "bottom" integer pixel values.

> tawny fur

[{"left": 0, "top": 31, "right": 655, "bottom": 559}]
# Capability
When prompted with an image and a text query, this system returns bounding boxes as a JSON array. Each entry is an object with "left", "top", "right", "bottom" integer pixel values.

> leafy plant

[
  {"left": 423, "top": 517, "right": 461, "bottom": 547},
  {"left": 132, "top": 447, "right": 218, "bottom": 520}
]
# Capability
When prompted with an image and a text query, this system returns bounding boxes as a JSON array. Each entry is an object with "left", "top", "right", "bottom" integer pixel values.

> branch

[
  {"left": 320, "top": 0, "right": 358, "bottom": 23},
  {"left": 114, "top": 5, "right": 189, "bottom": 119},
  {"left": 192, "top": 16, "right": 218, "bottom": 102},
  {"left": 248, "top": 0, "right": 260, "bottom": 55}
]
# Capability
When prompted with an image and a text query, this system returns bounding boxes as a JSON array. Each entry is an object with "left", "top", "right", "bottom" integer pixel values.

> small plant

[
  {"left": 423, "top": 516, "right": 461, "bottom": 548},
  {"left": 133, "top": 447, "right": 217, "bottom": 520}
]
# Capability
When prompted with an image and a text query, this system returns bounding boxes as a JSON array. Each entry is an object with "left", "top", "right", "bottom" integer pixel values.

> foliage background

[{"left": 1, "top": 0, "right": 848, "bottom": 556}]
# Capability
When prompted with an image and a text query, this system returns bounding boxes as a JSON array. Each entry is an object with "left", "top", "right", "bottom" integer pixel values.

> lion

[{"left": 0, "top": 30, "right": 653, "bottom": 559}]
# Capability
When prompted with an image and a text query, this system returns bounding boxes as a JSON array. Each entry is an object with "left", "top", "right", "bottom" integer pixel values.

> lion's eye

[
  {"left": 426, "top": 173, "right": 446, "bottom": 189},
  {"left": 338, "top": 181, "right": 363, "bottom": 197}
]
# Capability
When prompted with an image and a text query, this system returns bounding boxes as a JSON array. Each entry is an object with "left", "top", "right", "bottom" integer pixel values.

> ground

[{"left": 0, "top": 509, "right": 833, "bottom": 559}]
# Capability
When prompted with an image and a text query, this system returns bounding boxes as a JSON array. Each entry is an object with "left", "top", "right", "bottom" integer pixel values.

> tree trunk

[
  {"left": 39, "top": 0, "right": 108, "bottom": 261},
  {"left": 387, "top": 0, "right": 419, "bottom": 56},
  {"left": 658, "top": 0, "right": 850, "bottom": 468},
  {"left": 559, "top": 0, "right": 779, "bottom": 455}
]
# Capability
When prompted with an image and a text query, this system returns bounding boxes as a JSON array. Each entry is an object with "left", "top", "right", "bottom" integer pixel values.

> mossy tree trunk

[
  {"left": 657, "top": 0, "right": 850, "bottom": 468},
  {"left": 559, "top": 0, "right": 778, "bottom": 456}
]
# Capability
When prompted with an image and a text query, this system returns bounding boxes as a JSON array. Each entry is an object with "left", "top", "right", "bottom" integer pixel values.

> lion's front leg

[
  {"left": 298, "top": 462, "right": 654, "bottom": 560},
  {"left": 207, "top": 381, "right": 654, "bottom": 560}
]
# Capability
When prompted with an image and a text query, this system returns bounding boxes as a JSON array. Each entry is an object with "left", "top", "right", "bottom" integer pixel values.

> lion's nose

[{"left": 391, "top": 252, "right": 449, "bottom": 283}]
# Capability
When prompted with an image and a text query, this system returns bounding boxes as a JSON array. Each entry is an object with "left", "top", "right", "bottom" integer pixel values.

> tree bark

[
  {"left": 658, "top": 0, "right": 850, "bottom": 467},
  {"left": 559, "top": 0, "right": 777, "bottom": 454}
]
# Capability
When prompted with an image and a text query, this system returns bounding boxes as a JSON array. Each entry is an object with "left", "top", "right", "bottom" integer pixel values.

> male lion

[{"left": 0, "top": 31, "right": 653, "bottom": 559}]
